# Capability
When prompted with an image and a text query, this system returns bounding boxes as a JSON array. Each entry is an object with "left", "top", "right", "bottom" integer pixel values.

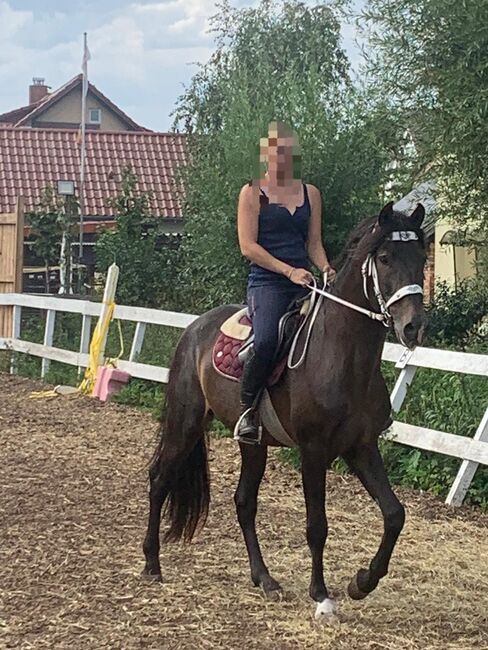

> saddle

[{"left": 212, "top": 295, "right": 311, "bottom": 385}]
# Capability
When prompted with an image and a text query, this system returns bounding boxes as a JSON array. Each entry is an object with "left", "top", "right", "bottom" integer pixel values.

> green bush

[{"left": 426, "top": 279, "right": 488, "bottom": 349}]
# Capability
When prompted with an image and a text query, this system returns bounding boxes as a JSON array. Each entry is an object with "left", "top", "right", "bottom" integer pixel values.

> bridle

[
  {"left": 287, "top": 229, "right": 424, "bottom": 369},
  {"left": 312, "top": 229, "right": 423, "bottom": 326}
]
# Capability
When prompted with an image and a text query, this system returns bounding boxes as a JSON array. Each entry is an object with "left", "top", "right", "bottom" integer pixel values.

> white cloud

[
  {"left": 0, "top": 0, "right": 216, "bottom": 127},
  {"left": 0, "top": 0, "right": 363, "bottom": 129},
  {"left": 0, "top": 1, "right": 32, "bottom": 38}
]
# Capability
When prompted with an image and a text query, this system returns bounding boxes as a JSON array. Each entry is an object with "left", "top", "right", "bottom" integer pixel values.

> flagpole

[{"left": 79, "top": 31, "right": 89, "bottom": 290}]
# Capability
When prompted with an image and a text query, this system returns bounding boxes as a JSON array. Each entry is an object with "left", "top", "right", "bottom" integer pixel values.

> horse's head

[{"left": 371, "top": 201, "right": 427, "bottom": 349}]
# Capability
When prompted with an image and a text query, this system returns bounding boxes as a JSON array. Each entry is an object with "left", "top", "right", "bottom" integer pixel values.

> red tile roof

[
  {"left": 0, "top": 127, "right": 186, "bottom": 218},
  {"left": 0, "top": 100, "right": 45, "bottom": 126}
]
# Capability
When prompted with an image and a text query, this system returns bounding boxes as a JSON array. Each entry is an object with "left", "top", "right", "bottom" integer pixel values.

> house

[
  {"left": 0, "top": 74, "right": 186, "bottom": 290},
  {"left": 0, "top": 76, "right": 148, "bottom": 132},
  {"left": 394, "top": 180, "right": 478, "bottom": 299},
  {"left": 0, "top": 128, "right": 185, "bottom": 291}
]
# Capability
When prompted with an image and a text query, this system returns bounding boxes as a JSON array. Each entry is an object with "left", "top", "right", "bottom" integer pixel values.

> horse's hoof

[
  {"left": 141, "top": 567, "right": 162, "bottom": 583},
  {"left": 314, "top": 598, "right": 339, "bottom": 624},
  {"left": 347, "top": 572, "right": 369, "bottom": 600},
  {"left": 259, "top": 575, "right": 283, "bottom": 600}
]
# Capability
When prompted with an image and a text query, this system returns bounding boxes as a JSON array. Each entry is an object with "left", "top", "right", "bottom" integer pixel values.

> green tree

[
  {"left": 96, "top": 167, "right": 178, "bottom": 307},
  {"left": 172, "top": 0, "right": 399, "bottom": 310},
  {"left": 27, "top": 185, "right": 64, "bottom": 293},
  {"left": 362, "top": 0, "right": 488, "bottom": 246}
]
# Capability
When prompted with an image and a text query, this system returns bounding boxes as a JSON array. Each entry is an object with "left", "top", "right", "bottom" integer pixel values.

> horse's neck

[
  {"left": 308, "top": 257, "right": 387, "bottom": 373},
  {"left": 331, "top": 257, "right": 373, "bottom": 312}
]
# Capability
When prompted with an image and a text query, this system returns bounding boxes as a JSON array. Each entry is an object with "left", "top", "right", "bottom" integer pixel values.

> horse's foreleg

[
  {"left": 234, "top": 444, "right": 282, "bottom": 598},
  {"left": 301, "top": 447, "right": 336, "bottom": 620},
  {"left": 344, "top": 442, "right": 405, "bottom": 599}
]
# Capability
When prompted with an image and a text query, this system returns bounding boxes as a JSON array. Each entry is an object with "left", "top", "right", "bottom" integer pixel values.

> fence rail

[{"left": 0, "top": 292, "right": 486, "bottom": 507}]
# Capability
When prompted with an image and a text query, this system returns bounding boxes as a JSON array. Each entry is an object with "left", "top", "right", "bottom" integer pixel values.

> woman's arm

[
  {"left": 306, "top": 184, "right": 336, "bottom": 280},
  {"left": 237, "top": 184, "right": 312, "bottom": 285}
]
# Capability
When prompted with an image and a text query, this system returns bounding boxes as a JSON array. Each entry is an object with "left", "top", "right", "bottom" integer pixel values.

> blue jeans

[{"left": 246, "top": 283, "right": 308, "bottom": 370}]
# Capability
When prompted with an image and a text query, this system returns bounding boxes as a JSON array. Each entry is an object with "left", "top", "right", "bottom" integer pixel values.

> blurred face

[{"left": 259, "top": 123, "right": 300, "bottom": 185}]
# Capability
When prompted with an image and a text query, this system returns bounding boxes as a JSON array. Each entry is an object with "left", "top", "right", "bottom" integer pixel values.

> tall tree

[
  {"left": 362, "top": 0, "right": 488, "bottom": 250},
  {"left": 28, "top": 185, "right": 64, "bottom": 293},
  {"left": 172, "top": 0, "right": 399, "bottom": 310}
]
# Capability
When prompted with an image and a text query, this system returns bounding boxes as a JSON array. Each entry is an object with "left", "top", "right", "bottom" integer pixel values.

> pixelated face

[{"left": 258, "top": 121, "right": 301, "bottom": 184}]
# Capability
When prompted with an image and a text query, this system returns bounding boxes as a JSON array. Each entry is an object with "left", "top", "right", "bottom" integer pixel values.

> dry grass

[{"left": 1, "top": 373, "right": 488, "bottom": 649}]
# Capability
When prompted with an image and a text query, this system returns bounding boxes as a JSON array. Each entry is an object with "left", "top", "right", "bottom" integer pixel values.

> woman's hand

[
  {"left": 288, "top": 267, "right": 313, "bottom": 287},
  {"left": 322, "top": 265, "right": 337, "bottom": 284}
]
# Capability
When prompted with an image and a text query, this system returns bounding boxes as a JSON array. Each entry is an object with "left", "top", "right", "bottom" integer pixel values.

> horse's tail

[
  {"left": 148, "top": 332, "right": 210, "bottom": 544},
  {"left": 162, "top": 435, "right": 210, "bottom": 543}
]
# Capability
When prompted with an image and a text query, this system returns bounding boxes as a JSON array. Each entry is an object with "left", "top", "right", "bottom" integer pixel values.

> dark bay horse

[{"left": 142, "top": 202, "right": 427, "bottom": 619}]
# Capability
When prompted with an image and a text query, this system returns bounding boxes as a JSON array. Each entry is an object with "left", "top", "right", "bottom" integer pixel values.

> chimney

[{"left": 29, "top": 77, "right": 49, "bottom": 104}]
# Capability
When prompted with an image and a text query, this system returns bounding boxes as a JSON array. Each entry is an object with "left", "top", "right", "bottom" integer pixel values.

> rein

[{"left": 287, "top": 230, "right": 423, "bottom": 369}]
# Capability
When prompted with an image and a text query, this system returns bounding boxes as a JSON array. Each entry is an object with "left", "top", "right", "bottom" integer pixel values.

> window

[{"left": 88, "top": 108, "right": 101, "bottom": 124}]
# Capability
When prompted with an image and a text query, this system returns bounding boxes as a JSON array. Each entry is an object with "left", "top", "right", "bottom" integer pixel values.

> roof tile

[{"left": 0, "top": 127, "right": 186, "bottom": 218}]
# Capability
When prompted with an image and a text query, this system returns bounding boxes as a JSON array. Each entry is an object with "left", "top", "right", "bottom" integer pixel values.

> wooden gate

[{"left": 0, "top": 197, "right": 24, "bottom": 337}]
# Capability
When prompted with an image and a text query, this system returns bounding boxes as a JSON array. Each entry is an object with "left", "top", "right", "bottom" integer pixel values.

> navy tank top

[{"left": 247, "top": 182, "right": 311, "bottom": 287}]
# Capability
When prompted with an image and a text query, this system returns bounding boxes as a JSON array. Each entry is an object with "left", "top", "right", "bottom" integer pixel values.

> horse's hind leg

[
  {"left": 234, "top": 444, "right": 282, "bottom": 598},
  {"left": 142, "top": 377, "right": 208, "bottom": 581},
  {"left": 344, "top": 442, "right": 405, "bottom": 599}
]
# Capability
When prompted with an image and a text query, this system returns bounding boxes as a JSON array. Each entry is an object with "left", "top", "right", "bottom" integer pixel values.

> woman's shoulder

[
  {"left": 304, "top": 183, "right": 321, "bottom": 198},
  {"left": 240, "top": 180, "right": 260, "bottom": 192},
  {"left": 238, "top": 182, "right": 262, "bottom": 210}
]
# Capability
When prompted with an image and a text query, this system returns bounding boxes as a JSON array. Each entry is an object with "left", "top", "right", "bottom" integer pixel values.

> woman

[{"left": 235, "top": 121, "right": 336, "bottom": 444}]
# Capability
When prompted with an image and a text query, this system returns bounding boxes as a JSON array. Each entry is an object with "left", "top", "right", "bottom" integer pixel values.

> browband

[{"left": 387, "top": 231, "right": 419, "bottom": 242}]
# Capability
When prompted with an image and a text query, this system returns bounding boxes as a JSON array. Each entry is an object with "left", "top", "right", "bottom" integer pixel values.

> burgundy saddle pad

[{"left": 212, "top": 314, "right": 286, "bottom": 385}]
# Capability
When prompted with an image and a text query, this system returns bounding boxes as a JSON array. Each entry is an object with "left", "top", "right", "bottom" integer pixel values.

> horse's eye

[{"left": 378, "top": 254, "right": 389, "bottom": 265}]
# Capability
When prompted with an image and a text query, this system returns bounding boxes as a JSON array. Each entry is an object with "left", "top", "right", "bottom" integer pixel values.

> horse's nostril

[{"left": 403, "top": 322, "right": 417, "bottom": 340}]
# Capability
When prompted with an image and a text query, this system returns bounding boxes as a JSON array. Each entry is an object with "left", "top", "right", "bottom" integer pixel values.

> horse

[{"left": 142, "top": 201, "right": 427, "bottom": 620}]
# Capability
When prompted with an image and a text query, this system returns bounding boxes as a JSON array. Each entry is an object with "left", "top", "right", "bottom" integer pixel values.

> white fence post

[
  {"left": 446, "top": 407, "right": 488, "bottom": 507},
  {"left": 9, "top": 304, "right": 21, "bottom": 374},
  {"left": 390, "top": 349, "right": 417, "bottom": 413},
  {"left": 129, "top": 322, "right": 146, "bottom": 362},
  {"left": 41, "top": 309, "right": 56, "bottom": 378},
  {"left": 78, "top": 314, "right": 92, "bottom": 375},
  {"left": 96, "top": 263, "right": 119, "bottom": 365}
]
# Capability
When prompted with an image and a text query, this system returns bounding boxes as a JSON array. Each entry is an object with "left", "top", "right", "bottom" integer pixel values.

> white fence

[{"left": 0, "top": 292, "right": 486, "bottom": 507}]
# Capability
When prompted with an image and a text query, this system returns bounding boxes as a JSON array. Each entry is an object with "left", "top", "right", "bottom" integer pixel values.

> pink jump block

[{"left": 93, "top": 366, "right": 131, "bottom": 401}]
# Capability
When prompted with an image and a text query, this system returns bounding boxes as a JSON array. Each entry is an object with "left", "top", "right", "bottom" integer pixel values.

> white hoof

[{"left": 314, "top": 598, "right": 337, "bottom": 621}]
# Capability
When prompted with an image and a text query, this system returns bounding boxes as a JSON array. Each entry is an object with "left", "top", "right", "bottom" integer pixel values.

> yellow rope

[
  {"left": 30, "top": 389, "right": 58, "bottom": 399},
  {"left": 105, "top": 319, "right": 125, "bottom": 368},
  {"left": 78, "top": 300, "right": 116, "bottom": 395}
]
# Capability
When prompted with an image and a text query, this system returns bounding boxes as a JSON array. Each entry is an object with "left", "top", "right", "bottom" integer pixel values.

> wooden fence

[
  {"left": 0, "top": 291, "right": 486, "bottom": 507},
  {"left": 0, "top": 198, "right": 24, "bottom": 338}
]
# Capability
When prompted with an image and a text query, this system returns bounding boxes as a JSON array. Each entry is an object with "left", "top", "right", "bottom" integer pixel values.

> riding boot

[{"left": 234, "top": 348, "right": 269, "bottom": 445}]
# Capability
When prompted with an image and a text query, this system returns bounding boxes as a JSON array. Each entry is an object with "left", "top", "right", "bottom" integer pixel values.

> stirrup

[{"left": 233, "top": 408, "right": 263, "bottom": 445}]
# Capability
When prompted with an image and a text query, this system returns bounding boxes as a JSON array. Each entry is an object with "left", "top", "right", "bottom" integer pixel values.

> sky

[{"left": 0, "top": 0, "right": 364, "bottom": 132}]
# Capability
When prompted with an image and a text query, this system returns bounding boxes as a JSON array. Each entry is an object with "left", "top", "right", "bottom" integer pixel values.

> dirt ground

[{"left": 1, "top": 374, "right": 488, "bottom": 650}]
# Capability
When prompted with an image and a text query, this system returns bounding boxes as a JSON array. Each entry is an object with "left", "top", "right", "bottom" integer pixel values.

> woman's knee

[{"left": 253, "top": 333, "right": 278, "bottom": 366}]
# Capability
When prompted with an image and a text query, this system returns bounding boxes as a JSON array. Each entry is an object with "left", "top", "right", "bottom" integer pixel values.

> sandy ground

[{"left": 1, "top": 373, "right": 488, "bottom": 650}]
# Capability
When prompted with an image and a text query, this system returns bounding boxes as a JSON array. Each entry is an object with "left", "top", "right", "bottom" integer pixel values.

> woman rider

[{"left": 235, "top": 121, "right": 336, "bottom": 444}]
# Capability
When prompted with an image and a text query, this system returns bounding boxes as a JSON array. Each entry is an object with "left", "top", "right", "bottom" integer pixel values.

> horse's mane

[{"left": 333, "top": 211, "right": 425, "bottom": 270}]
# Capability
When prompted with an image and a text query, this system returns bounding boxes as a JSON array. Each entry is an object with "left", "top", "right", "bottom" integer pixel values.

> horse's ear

[
  {"left": 410, "top": 203, "right": 425, "bottom": 228},
  {"left": 378, "top": 201, "right": 394, "bottom": 229}
]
